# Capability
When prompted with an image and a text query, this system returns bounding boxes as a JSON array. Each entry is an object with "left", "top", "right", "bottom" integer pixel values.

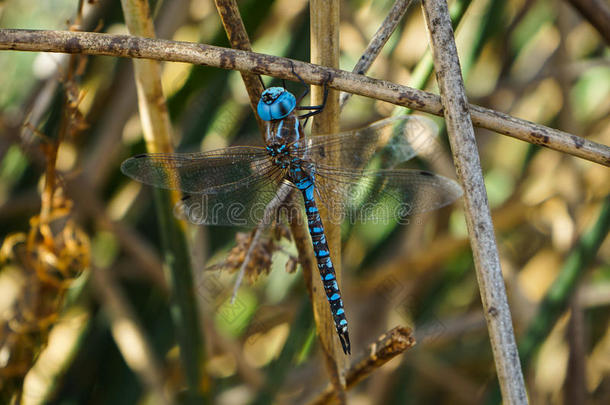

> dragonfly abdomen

[{"left": 298, "top": 179, "right": 351, "bottom": 355}]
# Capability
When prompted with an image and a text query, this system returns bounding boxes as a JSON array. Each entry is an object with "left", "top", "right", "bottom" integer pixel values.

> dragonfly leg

[
  {"left": 292, "top": 63, "right": 310, "bottom": 104},
  {"left": 297, "top": 85, "right": 329, "bottom": 128},
  {"left": 292, "top": 64, "right": 330, "bottom": 120},
  {"left": 296, "top": 82, "right": 329, "bottom": 119}
]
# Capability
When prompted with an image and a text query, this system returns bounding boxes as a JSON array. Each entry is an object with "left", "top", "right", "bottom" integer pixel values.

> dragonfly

[{"left": 121, "top": 78, "right": 463, "bottom": 355}]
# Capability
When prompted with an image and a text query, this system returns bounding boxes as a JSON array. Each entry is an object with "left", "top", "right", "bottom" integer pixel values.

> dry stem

[
  {"left": 421, "top": 0, "right": 527, "bottom": 403},
  {"left": 307, "top": 326, "right": 416, "bottom": 405}
]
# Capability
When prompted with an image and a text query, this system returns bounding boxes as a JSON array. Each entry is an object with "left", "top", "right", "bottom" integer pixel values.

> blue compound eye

[{"left": 257, "top": 87, "right": 297, "bottom": 121}]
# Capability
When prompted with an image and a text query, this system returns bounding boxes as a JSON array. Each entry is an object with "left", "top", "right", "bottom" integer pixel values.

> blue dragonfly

[{"left": 121, "top": 79, "right": 463, "bottom": 355}]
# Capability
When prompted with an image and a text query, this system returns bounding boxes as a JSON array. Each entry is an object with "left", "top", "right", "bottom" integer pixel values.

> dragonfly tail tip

[{"left": 340, "top": 331, "right": 351, "bottom": 355}]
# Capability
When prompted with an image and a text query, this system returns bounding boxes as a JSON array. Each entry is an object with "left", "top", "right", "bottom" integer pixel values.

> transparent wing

[
  {"left": 120, "top": 146, "right": 274, "bottom": 194},
  {"left": 120, "top": 116, "right": 456, "bottom": 226},
  {"left": 176, "top": 174, "right": 297, "bottom": 227},
  {"left": 300, "top": 115, "right": 439, "bottom": 170},
  {"left": 121, "top": 146, "right": 295, "bottom": 227},
  {"left": 313, "top": 165, "right": 463, "bottom": 225}
]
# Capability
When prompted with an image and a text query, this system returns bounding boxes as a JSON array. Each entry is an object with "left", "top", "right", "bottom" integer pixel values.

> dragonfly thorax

[{"left": 266, "top": 142, "right": 295, "bottom": 169}]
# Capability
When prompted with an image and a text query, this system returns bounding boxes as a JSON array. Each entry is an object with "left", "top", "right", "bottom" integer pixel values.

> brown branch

[
  {"left": 0, "top": 29, "right": 607, "bottom": 166},
  {"left": 421, "top": 0, "right": 527, "bottom": 403},
  {"left": 307, "top": 326, "right": 416, "bottom": 405}
]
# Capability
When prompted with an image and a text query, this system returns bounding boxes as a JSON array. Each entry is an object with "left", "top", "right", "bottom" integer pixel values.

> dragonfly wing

[
  {"left": 177, "top": 174, "right": 297, "bottom": 227},
  {"left": 314, "top": 165, "right": 463, "bottom": 225},
  {"left": 302, "top": 115, "right": 439, "bottom": 170},
  {"left": 121, "top": 146, "right": 274, "bottom": 194},
  {"left": 122, "top": 146, "right": 295, "bottom": 227}
]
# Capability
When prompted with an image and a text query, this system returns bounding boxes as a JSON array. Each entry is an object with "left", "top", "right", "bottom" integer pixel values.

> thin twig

[
  {"left": 307, "top": 326, "right": 416, "bottom": 405},
  {"left": 1, "top": 29, "right": 607, "bottom": 166},
  {"left": 119, "top": 0, "right": 173, "bottom": 154},
  {"left": 230, "top": 226, "right": 264, "bottom": 303},
  {"left": 421, "top": 0, "right": 528, "bottom": 403},
  {"left": 339, "top": 0, "right": 412, "bottom": 108},
  {"left": 214, "top": 0, "right": 265, "bottom": 134},
  {"left": 230, "top": 183, "right": 293, "bottom": 302}
]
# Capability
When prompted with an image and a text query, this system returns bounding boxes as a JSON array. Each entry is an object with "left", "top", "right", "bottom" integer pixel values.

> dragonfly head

[{"left": 257, "top": 87, "right": 296, "bottom": 121}]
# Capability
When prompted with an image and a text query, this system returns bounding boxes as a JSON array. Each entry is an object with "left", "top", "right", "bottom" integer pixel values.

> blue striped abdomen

[{"left": 295, "top": 176, "right": 351, "bottom": 354}]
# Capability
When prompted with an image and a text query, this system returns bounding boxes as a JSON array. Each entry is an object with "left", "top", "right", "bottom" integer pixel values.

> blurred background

[{"left": 0, "top": 0, "right": 608, "bottom": 404}]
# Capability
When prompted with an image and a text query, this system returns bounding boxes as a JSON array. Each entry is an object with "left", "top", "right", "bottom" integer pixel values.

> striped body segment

[{"left": 289, "top": 165, "right": 351, "bottom": 355}]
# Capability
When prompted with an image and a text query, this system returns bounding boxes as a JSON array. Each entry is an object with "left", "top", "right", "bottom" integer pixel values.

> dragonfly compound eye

[{"left": 257, "top": 87, "right": 296, "bottom": 121}]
